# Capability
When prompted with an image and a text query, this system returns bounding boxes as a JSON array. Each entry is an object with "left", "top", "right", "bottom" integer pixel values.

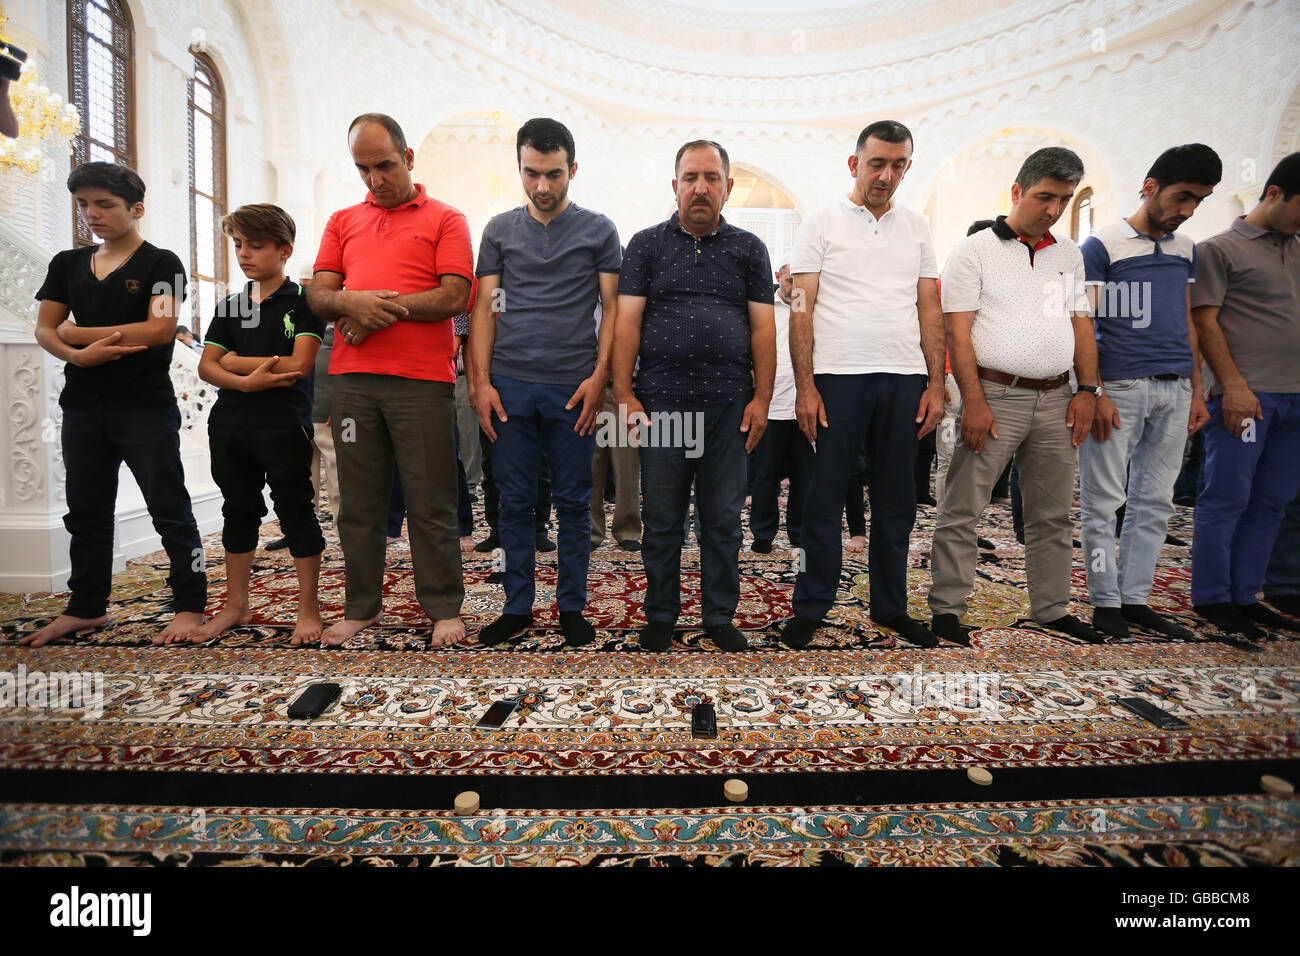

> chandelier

[{"left": 0, "top": 17, "right": 80, "bottom": 176}]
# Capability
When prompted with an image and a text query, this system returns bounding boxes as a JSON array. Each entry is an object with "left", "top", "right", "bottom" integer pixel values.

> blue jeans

[
  {"left": 490, "top": 376, "right": 595, "bottom": 614},
  {"left": 62, "top": 403, "right": 206, "bottom": 618},
  {"left": 640, "top": 400, "right": 747, "bottom": 627},
  {"left": 1191, "top": 392, "right": 1300, "bottom": 606},
  {"left": 1079, "top": 377, "right": 1190, "bottom": 606}
]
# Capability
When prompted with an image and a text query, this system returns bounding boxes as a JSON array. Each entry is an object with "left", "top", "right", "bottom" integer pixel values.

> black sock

[
  {"left": 706, "top": 623, "right": 749, "bottom": 652},
  {"left": 930, "top": 613, "right": 968, "bottom": 645},
  {"left": 1043, "top": 614, "right": 1108, "bottom": 644},
  {"left": 1236, "top": 602, "right": 1300, "bottom": 631},
  {"left": 639, "top": 621, "right": 674, "bottom": 652},
  {"left": 477, "top": 612, "right": 532, "bottom": 647},
  {"left": 1091, "top": 606, "right": 1129, "bottom": 639},
  {"left": 779, "top": 616, "right": 821, "bottom": 649},
  {"left": 1194, "top": 603, "right": 1265, "bottom": 639},
  {"left": 878, "top": 614, "right": 938, "bottom": 648},
  {"left": 559, "top": 611, "right": 596, "bottom": 648},
  {"left": 1266, "top": 594, "right": 1300, "bottom": 616},
  {"left": 1121, "top": 604, "right": 1194, "bottom": 640}
]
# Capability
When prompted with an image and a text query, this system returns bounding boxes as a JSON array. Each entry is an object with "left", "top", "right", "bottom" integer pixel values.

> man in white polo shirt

[
  {"left": 779, "top": 120, "right": 947, "bottom": 649},
  {"left": 928, "top": 147, "right": 1112, "bottom": 645}
]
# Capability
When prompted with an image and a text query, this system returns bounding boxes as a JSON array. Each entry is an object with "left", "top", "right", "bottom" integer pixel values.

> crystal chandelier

[{"left": 0, "top": 17, "right": 80, "bottom": 176}]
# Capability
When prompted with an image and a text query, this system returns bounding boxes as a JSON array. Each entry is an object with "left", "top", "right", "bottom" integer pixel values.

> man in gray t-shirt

[
  {"left": 1189, "top": 152, "right": 1300, "bottom": 639},
  {"left": 469, "top": 117, "right": 621, "bottom": 649}
]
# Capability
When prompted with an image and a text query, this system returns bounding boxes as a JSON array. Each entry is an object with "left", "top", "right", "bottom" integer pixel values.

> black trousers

[
  {"left": 63, "top": 403, "right": 206, "bottom": 617},
  {"left": 794, "top": 373, "right": 926, "bottom": 622},
  {"left": 749, "top": 419, "right": 814, "bottom": 547},
  {"left": 209, "top": 424, "right": 324, "bottom": 559}
]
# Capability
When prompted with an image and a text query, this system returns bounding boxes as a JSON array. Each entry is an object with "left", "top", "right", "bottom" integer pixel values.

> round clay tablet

[
  {"left": 1261, "top": 775, "right": 1294, "bottom": 798},
  {"left": 724, "top": 778, "right": 748, "bottom": 802},
  {"left": 967, "top": 767, "right": 993, "bottom": 786},
  {"left": 454, "top": 790, "right": 480, "bottom": 815}
]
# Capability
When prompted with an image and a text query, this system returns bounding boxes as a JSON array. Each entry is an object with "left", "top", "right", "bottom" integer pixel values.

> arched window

[
  {"left": 67, "top": 0, "right": 135, "bottom": 245},
  {"left": 188, "top": 53, "right": 226, "bottom": 336},
  {"left": 1071, "top": 187, "right": 1094, "bottom": 243}
]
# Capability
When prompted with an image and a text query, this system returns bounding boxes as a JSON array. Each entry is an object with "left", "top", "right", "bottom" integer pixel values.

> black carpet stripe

[{"left": 3, "top": 759, "right": 1296, "bottom": 812}]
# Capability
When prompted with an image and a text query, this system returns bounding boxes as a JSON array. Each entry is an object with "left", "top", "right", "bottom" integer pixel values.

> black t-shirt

[
  {"left": 34, "top": 241, "right": 187, "bottom": 409},
  {"left": 204, "top": 278, "right": 325, "bottom": 429}
]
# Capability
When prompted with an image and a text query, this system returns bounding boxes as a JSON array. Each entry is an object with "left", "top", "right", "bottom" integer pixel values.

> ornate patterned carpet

[{"left": 2, "top": 500, "right": 1298, "bottom": 865}]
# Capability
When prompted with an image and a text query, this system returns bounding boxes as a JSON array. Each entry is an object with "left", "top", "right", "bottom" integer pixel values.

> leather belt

[{"left": 977, "top": 366, "right": 1069, "bottom": 391}]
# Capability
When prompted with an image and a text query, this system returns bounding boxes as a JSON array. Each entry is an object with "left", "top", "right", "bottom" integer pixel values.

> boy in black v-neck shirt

[
  {"left": 192, "top": 204, "right": 326, "bottom": 646},
  {"left": 24, "top": 162, "right": 207, "bottom": 648}
]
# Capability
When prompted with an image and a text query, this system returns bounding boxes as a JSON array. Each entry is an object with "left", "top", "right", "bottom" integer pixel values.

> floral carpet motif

[
  {"left": 1, "top": 795, "right": 1295, "bottom": 866},
  {"left": 3, "top": 502, "right": 1298, "bottom": 865}
]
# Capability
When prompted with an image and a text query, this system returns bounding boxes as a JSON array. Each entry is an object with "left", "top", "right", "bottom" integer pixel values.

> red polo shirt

[{"left": 314, "top": 183, "right": 473, "bottom": 382}]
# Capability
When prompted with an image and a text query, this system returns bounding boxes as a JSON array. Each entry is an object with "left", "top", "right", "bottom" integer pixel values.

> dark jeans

[
  {"left": 490, "top": 376, "right": 596, "bottom": 614},
  {"left": 749, "top": 418, "right": 813, "bottom": 547},
  {"left": 479, "top": 425, "right": 550, "bottom": 538},
  {"left": 209, "top": 424, "right": 323, "bottom": 559},
  {"left": 794, "top": 373, "right": 926, "bottom": 622},
  {"left": 641, "top": 400, "right": 747, "bottom": 627},
  {"left": 62, "top": 403, "right": 206, "bottom": 618}
]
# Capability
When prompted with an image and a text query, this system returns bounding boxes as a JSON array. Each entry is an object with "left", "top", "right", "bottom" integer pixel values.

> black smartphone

[
  {"left": 1116, "top": 696, "right": 1191, "bottom": 730},
  {"left": 691, "top": 703, "right": 717, "bottom": 739},
  {"left": 288, "top": 682, "right": 341, "bottom": 719},
  {"left": 476, "top": 698, "right": 521, "bottom": 729}
]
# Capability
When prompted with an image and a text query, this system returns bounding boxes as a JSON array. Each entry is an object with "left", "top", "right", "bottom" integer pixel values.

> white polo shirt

[
  {"left": 771, "top": 294, "right": 796, "bottom": 419},
  {"left": 789, "top": 196, "right": 938, "bottom": 375},
  {"left": 941, "top": 217, "right": 1088, "bottom": 379}
]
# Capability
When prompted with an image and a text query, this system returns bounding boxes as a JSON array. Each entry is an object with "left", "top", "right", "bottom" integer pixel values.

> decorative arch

[{"left": 918, "top": 125, "right": 1116, "bottom": 260}]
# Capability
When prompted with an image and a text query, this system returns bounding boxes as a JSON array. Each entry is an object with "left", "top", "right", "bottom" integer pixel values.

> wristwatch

[{"left": 1076, "top": 384, "right": 1103, "bottom": 397}]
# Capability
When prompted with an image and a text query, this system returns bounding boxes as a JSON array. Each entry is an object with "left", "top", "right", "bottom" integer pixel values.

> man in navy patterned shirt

[{"left": 612, "top": 140, "right": 776, "bottom": 652}]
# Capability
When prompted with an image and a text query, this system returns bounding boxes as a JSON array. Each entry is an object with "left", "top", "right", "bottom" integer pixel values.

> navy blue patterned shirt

[{"left": 619, "top": 212, "right": 773, "bottom": 405}]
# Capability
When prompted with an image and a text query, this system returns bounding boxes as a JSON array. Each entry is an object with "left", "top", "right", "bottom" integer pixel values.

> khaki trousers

[
  {"left": 310, "top": 422, "right": 340, "bottom": 520},
  {"left": 928, "top": 380, "right": 1077, "bottom": 623},
  {"left": 590, "top": 387, "right": 642, "bottom": 545},
  {"left": 331, "top": 373, "right": 463, "bottom": 622}
]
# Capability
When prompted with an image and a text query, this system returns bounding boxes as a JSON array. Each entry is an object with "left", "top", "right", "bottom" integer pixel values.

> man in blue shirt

[
  {"left": 1078, "top": 144, "right": 1221, "bottom": 640},
  {"left": 470, "top": 118, "right": 622, "bottom": 648},
  {"left": 613, "top": 140, "right": 776, "bottom": 652}
]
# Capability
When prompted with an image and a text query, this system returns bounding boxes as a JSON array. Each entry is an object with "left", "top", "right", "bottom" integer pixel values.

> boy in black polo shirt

[
  {"left": 191, "top": 204, "right": 326, "bottom": 646},
  {"left": 24, "top": 162, "right": 206, "bottom": 648}
]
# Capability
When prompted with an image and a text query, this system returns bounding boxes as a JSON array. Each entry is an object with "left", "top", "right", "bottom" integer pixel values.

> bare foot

[
  {"left": 155, "top": 611, "right": 207, "bottom": 645},
  {"left": 290, "top": 608, "right": 324, "bottom": 646},
  {"left": 429, "top": 616, "right": 465, "bottom": 648},
  {"left": 846, "top": 535, "right": 866, "bottom": 553},
  {"left": 20, "top": 613, "right": 107, "bottom": 648},
  {"left": 186, "top": 605, "right": 252, "bottom": 644},
  {"left": 322, "top": 615, "right": 379, "bottom": 647},
  {"left": 460, "top": 535, "right": 475, "bottom": 553}
]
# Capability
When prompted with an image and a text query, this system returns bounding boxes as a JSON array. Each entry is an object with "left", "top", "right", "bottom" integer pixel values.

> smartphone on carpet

[
  {"left": 476, "top": 698, "right": 521, "bottom": 729},
  {"left": 288, "top": 682, "right": 341, "bottom": 719},
  {"left": 1115, "top": 696, "right": 1190, "bottom": 730}
]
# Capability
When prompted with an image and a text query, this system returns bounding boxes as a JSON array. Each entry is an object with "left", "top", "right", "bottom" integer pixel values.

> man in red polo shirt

[{"left": 307, "top": 113, "right": 473, "bottom": 648}]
